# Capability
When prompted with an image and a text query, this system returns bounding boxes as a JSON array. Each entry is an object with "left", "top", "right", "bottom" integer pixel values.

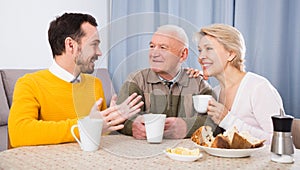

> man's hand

[
  {"left": 164, "top": 117, "right": 187, "bottom": 139},
  {"left": 114, "top": 93, "right": 144, "bottom": 120},
  {"left": 186, "top": 67, "right": 201, "bottom": 78},
  {"left": 132, "top": 115, "right": 146, "bottom": 139},
  {"left": 89, "top": 93, "right": 144, "bottom": 134},
  {"left": 186, "top": 67, "right": 209, "bottom": 80}
]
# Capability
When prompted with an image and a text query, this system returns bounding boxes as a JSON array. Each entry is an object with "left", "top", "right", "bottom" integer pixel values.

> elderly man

[
  {"left": 117, "top": 25, "right": 221, "bottom": 139},
  {"left": 8, "top": 13, "right": 143, "bottom": 147}
]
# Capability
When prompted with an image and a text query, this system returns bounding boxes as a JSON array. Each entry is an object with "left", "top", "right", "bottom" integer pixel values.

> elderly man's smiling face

[{"left": 149, "top": 32, "right": 186, "bottom": 79}]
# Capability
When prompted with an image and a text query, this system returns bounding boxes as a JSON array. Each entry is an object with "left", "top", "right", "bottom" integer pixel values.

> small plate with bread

[
  {"left": 164, "top": 147, "right": 203, "bottom": 162},
  {"left": 191, "top": 126, "right": 266, "bottom": 158}
]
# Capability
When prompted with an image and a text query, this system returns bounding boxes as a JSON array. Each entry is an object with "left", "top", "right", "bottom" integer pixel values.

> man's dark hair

[{"left": 48, "top": 13, "right": 98, "bottom": 58}]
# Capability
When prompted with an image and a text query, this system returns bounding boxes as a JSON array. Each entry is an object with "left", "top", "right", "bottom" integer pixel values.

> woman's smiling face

[{"left": 197, "top": 35, "right": 230, "bottom": 78}]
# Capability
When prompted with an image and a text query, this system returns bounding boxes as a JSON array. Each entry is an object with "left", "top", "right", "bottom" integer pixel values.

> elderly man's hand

[
  {"left": 186, "top": 67, "right": 201, "bottom": 78},
  {"left": 186, "top": 67, "right": 209, "bottom": 80},
  {"left": 163, "top": 117, "right": 187, "bottom": 139},
  {"left": 132, "top": 115, "right": 146, "bottom": 139}
]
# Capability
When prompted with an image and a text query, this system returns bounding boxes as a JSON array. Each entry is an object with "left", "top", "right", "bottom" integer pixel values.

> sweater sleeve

[{"left": 8, "top": 77, "right": 78, "bottom": 147}]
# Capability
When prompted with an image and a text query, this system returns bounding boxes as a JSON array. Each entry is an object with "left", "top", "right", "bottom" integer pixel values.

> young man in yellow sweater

[{"left": 8, "top": 13, "right": 144, "bottom": 147}]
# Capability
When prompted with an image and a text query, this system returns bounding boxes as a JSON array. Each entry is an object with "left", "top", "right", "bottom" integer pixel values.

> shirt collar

[
  {"left": 158, "top": 69, "right": 181, "bottom": 83},
  {"left": 49, "top": 60, "right": 80, "bottom": 83},
  {"left": 148, "top": 68, "right": 188, "bottom": 86}
]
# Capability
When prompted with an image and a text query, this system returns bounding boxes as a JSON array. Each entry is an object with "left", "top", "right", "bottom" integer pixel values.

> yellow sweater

[{"left": 8, "top": 70, "right": 107, "bottom": 147}]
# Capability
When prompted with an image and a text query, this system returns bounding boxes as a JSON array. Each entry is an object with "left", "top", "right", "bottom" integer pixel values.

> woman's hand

[{"left": 207, "top": 98, "right": 229, "bottom": 124}]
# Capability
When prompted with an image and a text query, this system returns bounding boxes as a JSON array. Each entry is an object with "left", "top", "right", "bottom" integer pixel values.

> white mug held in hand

[
  {"left": 192, "top": 95, "right": 212, "bottom": 113},
  {"left": 143, "top": 114, "right": 166, "bottom": 143},
  {"left": 71, "top": 116, "right": 103, "bottom": 151}
]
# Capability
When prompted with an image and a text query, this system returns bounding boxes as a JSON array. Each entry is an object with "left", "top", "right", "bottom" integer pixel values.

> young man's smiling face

[{"left": 75, "top": 22, "right": 102, "bottom": 74}]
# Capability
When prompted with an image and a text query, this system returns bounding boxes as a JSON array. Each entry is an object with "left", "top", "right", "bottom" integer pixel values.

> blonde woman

[{"left": 194, "top": 24, "right": 284, "bottom": 143}]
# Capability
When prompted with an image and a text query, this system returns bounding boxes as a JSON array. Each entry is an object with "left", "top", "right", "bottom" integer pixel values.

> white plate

[
  {"left": 163, "top": 150, "right": 203, "bottom": 162},
  {"left": 197, "top": 145, "right": 266, "bottom": 158}
]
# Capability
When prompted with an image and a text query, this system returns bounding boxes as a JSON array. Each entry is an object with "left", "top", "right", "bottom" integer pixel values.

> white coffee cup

[
  {"left": 71, "top": 116, "right": 103, "bottom": 151},
  {"left": 192, "top": 95, "right": 212, "bottom": 113},
  {"left": 143, "top": 114, "right": 166, "bottom": 143}
]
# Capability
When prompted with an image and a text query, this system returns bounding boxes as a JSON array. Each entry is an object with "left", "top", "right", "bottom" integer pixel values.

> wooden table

[{"left": 0, "top": 135, "right": 299, "bottom": 169}]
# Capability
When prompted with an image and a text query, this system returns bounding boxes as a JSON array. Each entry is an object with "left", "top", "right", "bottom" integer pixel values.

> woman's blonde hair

[{"left": 194, "top": 24, "right": 246, "bottom": 71}]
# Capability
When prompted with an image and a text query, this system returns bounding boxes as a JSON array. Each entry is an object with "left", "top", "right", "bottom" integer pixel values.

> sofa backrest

[
  {"left": 93, "top": 68, "right": 116, "bottom": 105},
  {"left": 1, "top": 69, "right": 39, "bottom": 107},
  {"left": 0, "top": 68, "right": 115, "bottom": 125},
  {"left": 0, "top": 72, "right": 9, "bottom": 126},
  {"left": 292, "top": 118, "right": 300, "bottom": 149}
]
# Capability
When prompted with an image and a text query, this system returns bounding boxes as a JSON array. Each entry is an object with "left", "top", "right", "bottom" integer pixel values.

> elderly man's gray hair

[{"left": 156, "top": 25, "right": 189, "bottom": 49}]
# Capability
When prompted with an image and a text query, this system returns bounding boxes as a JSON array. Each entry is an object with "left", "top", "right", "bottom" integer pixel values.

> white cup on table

[
  {"left": 143, "top": 114, "right": 166, "bottom": 143},
  {"left": 71, "top": 116, "right": 103, "bottom": 151},
  {"left": 192, "top": 94, "right": 212, "bottom": 113}
]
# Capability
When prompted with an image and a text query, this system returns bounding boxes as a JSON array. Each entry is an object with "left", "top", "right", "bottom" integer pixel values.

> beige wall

[{"left": 0, "top": 0, "right": 110, "bottom": 69}]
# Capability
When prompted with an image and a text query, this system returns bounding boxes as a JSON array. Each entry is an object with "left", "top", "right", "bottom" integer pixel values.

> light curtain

[
  {"left": 108, "top": 0, "right": 300, "bottom": 118},
  {"left": 234, "top": 0, "right": 300, "bottom": 118}
]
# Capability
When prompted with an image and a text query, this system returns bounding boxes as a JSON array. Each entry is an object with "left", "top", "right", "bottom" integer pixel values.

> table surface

[{"left": 0, "top": 135, "right": 299, "bottom": 170}]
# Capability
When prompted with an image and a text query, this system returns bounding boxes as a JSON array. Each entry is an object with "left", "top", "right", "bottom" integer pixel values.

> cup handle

[{"left": 71, "top": 125, "right": 82, "bottom": 147}]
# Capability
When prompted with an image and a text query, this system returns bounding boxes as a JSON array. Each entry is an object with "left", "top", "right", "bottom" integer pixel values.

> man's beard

[
  {"left": 75, "top": 53, "right": 97, "bottom": 74},
  {"left": 83, "top": 65, "right": 95, "bottom": 74}
]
